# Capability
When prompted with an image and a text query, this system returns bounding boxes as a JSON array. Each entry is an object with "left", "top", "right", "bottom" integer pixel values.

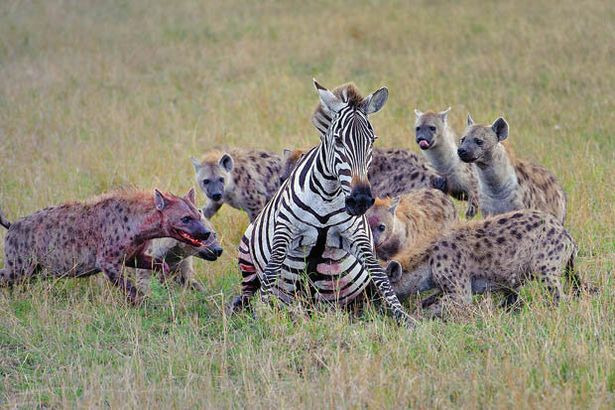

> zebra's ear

[
  {"left": 361, "top": 87, "right": 389, "bottom": 115},
  {"left": 313, "top": 79, "right": 345, "bottom": 114}
]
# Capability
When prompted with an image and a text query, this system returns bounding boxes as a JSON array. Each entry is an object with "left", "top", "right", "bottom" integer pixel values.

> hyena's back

[{"left": 515, "top": 159, "right": 567, "bottom": 222}]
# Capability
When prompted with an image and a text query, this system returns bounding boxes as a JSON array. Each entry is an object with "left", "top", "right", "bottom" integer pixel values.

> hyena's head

[
  {"left": 191, "top": 151, "right": 235, "bottom": 203},
  {"left": 413, "top": 107, "right": 451, "bottom": 150},
  {"left": 313, "top": 79, "right": 388, "bottom": 216},
  {"left": 458, "top": 115, "right": 509, "bottom": 164},
  {"left": 154, "top": 188, "right": 211, "bottom": 247},
  {"left": 366, "top": 197, "right": 400, "bottom": 248},
  {"left": 280, "top": 148, "right": 306, "bottom": 183},
  {"left": 177, "top": 216, "right": 224, "bottom": 261}
]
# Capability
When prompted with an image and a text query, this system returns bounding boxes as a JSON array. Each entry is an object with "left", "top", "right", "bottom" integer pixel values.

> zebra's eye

[
  {"left": 377, "top": 223, "right": 386, "bottom": 232},
  {"left": 474, "top": 138, "right": 483, "bottom": 146},
  {"left": 334, "top": 134, "right": 343, "bottom": 144}
]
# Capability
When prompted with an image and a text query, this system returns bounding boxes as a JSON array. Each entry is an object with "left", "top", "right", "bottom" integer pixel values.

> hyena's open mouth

[{"left": 174, "top": 229, "right": 205, "bottom": 247}]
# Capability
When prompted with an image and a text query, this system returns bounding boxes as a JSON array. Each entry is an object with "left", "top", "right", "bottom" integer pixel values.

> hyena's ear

[
  {"left": 185, "top": 188, "right": 196, "bottom": 205},
  {"left": 467, "top": 113, "right": 475, "bottom": 127},
  {"left": 385, "top": 260, "right": 403, "bottom": 283},
  {"left": 191, "top": 157, "right": 201, "bottom": 172},
  {"left": 491, "top": 117, "right": 509, "bottom": 141},
  {"left": 219, "top": 153, "right": 234, "bottom": 172},
  {"left": 361, "top": 87, "right": 389, "bottom": 115},
  {"left": 439, "top": 107, "right": 451, "bottom": 122},
  {"left": 282, "top": 148, "right": 292, "bottom": 159},
  {"left": 313, "top": 79, "right": 345, "bottom": 114},
  {"left": 388, "top": 197, "right": 400, "bottom": 215},
  {"left": 414, "top": 108, "right": 424, "bottom": 119},
  {"left": 154, "top": 189, "right": 168, "bottom": 211}
]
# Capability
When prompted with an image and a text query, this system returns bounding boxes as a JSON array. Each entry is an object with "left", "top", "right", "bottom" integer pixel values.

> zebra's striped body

[{"left": 231, "top": 80, "right": 415, "bottom": 326}]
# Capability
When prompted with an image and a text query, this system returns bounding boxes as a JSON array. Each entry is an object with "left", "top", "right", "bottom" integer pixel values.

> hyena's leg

[
  {"left": 227, "top": 235, "right": 260, "bottom": 314},
  {"left": 135, "top": 268, "right": 152, "bottom": 294},
  {"left": 427, "top": 271, "right": 473, "bottom": 318},
  {"left": 101, "top": 262, "right": 142, "bottom": 305},
  {"left": 178, "top": 258, "right": 205, "bottom": 292},
  {"left": 124, "top": 253, "right": 171, "bottom": 282}
]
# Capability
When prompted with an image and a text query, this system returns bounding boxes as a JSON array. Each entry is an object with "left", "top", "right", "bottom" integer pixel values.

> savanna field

[{"left": 0, "top": 0, "right": 614, "bottom": 407}]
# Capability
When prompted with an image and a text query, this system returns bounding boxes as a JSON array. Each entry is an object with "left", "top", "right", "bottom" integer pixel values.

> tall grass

[{"left": 0, "top": 0, "right": 613, "bottom": 407}]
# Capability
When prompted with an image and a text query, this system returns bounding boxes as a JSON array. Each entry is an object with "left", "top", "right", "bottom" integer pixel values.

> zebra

[{"left": 229, "top": 79, "right": 416, "bottom": 326}]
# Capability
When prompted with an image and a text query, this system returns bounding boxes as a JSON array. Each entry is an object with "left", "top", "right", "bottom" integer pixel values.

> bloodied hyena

[
  {"left": 0, "top": 188, "right": 211, "bottom": 303},
  {"left": 384, "top": 209, "right": 580, "bottom": 317},
  {"left": 280, "top": 147, "right": 447, "bottom": 199},
  {"left": 458, "top": 115, "right": 567, "bottom": 222},
  {"left": 135, "top": 218, "right": 223, "bottom": 293},
  {"left": 366, "top": 188, "right": 457, "bottom": 262},
  {"left": 192, "top": 148, "right": 283, "bottom": 221},
  {"left": 414, "top": 108, "right": 479, "bottom": 218}
]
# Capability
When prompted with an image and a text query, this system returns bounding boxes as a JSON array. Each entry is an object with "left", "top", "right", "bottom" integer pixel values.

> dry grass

[{"left": 0, "top": 0, "right": 613, "bottom": 408}]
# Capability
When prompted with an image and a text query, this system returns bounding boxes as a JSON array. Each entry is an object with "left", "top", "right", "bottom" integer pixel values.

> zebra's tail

[{"left": 0, "top": 206, "right": 11, "bottom": 229}]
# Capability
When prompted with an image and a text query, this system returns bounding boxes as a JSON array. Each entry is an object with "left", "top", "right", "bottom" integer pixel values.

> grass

[{"left": 0, "top": 0, "right": 613, "bottom": 407}]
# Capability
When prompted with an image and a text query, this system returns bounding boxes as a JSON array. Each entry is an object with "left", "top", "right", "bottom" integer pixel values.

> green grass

[{"left": 0, "top": 0, "right": 614, "bottom": 407}]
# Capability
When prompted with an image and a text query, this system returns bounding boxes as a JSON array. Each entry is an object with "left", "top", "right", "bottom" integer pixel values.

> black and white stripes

[{"left": 230, "top": 80, "right": 415, "bottom": 326}]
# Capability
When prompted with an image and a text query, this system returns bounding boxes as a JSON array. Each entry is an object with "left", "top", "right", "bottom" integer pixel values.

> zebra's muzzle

[{"left": 345, "top": 185, "right": 375, "bottom": 216}]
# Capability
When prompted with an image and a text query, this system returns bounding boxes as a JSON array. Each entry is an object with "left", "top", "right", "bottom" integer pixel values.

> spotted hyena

[
  {"left": 366, "top": 188, "right": 457, "bottom": 261},
  {"left": 0, "top": 188, "right": 211, "bottom": 303},
  {"left": 414, "top": 107, "right": 479, "bottom": 218},
  {"left": 280, "top": 147, "right": 447, "bottom": 198},
  {"left": 458, "top": 115, "right": 566, "bottom": 222},
  {"left": 385, "top": 209, "right": 579, "bottom": 317},
  {"left": 135, "top": 218, "right": 223, "bottom": 293},
  {"left": 192, "top": 148, "right": 283, "bottom": 221}
]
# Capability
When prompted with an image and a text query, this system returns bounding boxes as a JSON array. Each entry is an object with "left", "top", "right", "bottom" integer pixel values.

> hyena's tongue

[{"left": 419, "top": 140, "right": 430, "bottom": 149}]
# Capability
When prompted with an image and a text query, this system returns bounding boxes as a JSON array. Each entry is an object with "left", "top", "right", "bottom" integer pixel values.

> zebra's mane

[{"left": 311, "top": 83, "right": 364, "bottom": 137}]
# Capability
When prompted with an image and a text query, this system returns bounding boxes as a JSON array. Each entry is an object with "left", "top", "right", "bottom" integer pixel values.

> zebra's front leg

[
  {"left": 349, "top": 238, "right": 417, "bottom": 328},
  {"left": 260, "top": 231, "right": 292, "bottom": 305}
]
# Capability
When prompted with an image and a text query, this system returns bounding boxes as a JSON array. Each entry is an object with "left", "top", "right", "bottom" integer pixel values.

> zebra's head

[{"left": 313, "top": 79, "right": 388, "bottom": 216}]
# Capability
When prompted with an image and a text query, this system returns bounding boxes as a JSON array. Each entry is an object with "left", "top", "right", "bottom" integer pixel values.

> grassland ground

[{"left": 0, "top": 0, "right": 613, "bottom": 407}]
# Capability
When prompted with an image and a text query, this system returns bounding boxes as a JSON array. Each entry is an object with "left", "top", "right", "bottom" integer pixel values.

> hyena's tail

[{"left": 0, "top": 207, "right": 11, "bottom": 229}]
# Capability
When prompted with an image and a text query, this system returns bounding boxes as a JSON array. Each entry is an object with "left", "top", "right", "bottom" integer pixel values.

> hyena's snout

[{"left": 345, "top": 183, "right": 375, "bottom": 216}]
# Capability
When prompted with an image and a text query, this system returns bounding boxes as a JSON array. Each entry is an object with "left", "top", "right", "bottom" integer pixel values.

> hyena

[
  {"left": 414, "top": 107, "right": 479, "bottom": 218},
  {"left": 366, "top": 188, "right": 457, "bottom": 261},
  {"left": 192, "top": 148, "right": 283, "bottom": 221},
  {"left": 385, "top": 209, "right": 579, "bottom": 317},
  {"left": 135, "top": 219, "right": 223, "bottom": 293},
  {"left": 458, "top": 115, "right": 566, "bottom": 222},
  {"left": 0, "top": 188, "right": 211, "bottom": 303},
  {"left": 280, "top": 147, "right": 447, "bottom": 199}
]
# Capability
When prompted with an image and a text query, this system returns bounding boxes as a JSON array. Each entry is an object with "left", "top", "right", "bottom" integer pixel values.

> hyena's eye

[
  {"left": 429, "top": 126, "right": 436, "bottom": 132},
  {"left": 460, "top": 137, "right": 466, "bottom": 143},
  {"left": 415, "top": 126, "right": 420, "bottom": 132},
  {"left": 218, "top": 177, "right": 224, "bottom": 183},
  {"left": 474, "top": 138, "right": 483, "bottom": 146},
  {"left": 203, "top": 179, "right": 210, "bottom": 185},
  {"left": 181, "top": 216, "right": 192, "bottom": 224},
  {"left": 378, "top": 223, "right": 386, "bottom": 232}
]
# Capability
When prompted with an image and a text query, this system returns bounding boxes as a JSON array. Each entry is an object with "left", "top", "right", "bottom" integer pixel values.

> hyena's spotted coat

[
  {"left": 366, "top": 188, "right": 457, "bottom": 262},
  {"left": 414, "top": 108, "right": 479, "bottom": 218},
  {"left": 192, "top": 148, "right": 283, "bottom": 221},
  {"left": 0, "top": 189, "right": 211, "bottom": 303},
  {"left": 458, "top": 115, "right": 566, "bottom": 222},
  {"left": 385, "top": 209, "right": 579, "bottom": 317}
]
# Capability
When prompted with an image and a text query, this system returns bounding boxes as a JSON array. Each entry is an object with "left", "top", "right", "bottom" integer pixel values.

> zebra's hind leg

[{"left": 227, "top": 236, "right": 260, "bottom": 315}]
